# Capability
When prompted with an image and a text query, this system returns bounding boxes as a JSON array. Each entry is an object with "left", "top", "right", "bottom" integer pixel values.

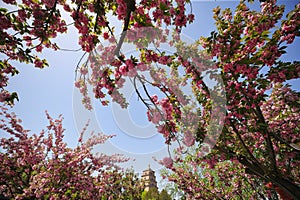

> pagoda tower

[{"left": 141, "top": 165, "right": 158, "bottom": 191}]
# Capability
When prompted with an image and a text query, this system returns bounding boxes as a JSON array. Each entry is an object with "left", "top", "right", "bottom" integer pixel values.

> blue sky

[{"left": 1, "top": 0, "right": 300, "bottom": 183}]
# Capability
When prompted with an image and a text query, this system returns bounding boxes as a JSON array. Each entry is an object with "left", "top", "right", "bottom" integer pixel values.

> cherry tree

[
  {"left": 0, "top": 0, "right": 194, "bottom": 198},
  {"left": 1, "top": 0, "right": 300, "bottom": 199},
  {"left": 161, "top": 83, "right": 300, "bottom": 200},
  {"left": 160, "top": 1, "right": 300, "bottom": 199},
  {"left": 0, "top": 105, "right": 145, "bottom": 199},
  {"left": 0, "top": 0, "right": 194, "bottom": 105},
  {"left": 161, "top": 159, "right": 272, "bottom": 199},
  {"left": 74, "top": 0, "right": 300, "bottom": 198}
]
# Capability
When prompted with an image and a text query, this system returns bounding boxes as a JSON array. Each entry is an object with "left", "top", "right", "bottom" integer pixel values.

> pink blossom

[
  {"left": 2, "top": 0, "right": 16, "bottom": 4},
  {"left": 137, "top": 62, "right": 149, "bottom": 71},
  {"left": 125, "top": 59, "right": 135, "bottom": 70},
  {"left": 35, "top": 45, "right": 43, "bottom": 52},
  {"left": 103, "top": 32, "right": 109, "bottom": 40},
  {"left": 147, "top": 109, "right": 162, "bottom": 124},
  {"left": 34, "top": 58, "right": 44, "bottom": 68},
  {"left": 183, "top": 131, "right": 195, "bottom": 147},
  {"left": 162, "top": 157, "right": 173, "bottom": 168},
  {"left": 119, "top": 65, "right": 128, "bottom": 75},
  {"left": 151, "top": 95, "right": 159, "bottom": 104}
]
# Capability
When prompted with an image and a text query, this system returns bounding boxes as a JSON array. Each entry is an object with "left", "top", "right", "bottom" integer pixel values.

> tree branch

[{"left": 114, "top": 0, "right": 136, "bottom": 59}]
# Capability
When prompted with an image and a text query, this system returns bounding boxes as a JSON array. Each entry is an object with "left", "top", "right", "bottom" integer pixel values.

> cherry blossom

[
  {"left": 0, "top": 105, "right": 143, "bottom": 199},
  {"left": 1, "top": 0, "right": 300, "bottom": 198}
]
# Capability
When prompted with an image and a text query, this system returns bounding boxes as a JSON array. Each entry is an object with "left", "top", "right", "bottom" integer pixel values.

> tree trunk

[
  {"left": 272, "top": 177, "right": 300, "bottom": 200},
  {"left": 238, "top": 156, "right": 300, "bottom": 200}
]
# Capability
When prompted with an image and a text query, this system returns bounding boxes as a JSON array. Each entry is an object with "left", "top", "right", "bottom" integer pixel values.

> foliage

[
  {"left": 159, "top": 189, "right": 172, "bottom": 200},
  {"left": 0, "top": 106, "right": 143, "bottom": 199},
  {"left": 118, "top": 168, "right": 144, "bottom": 200},
  {"left": 162, "top": 181, "right": 186, "bottom": 200},
  {"left": 1, "top": 0, "right": 300, "bottom": 199},
  {"left": 0, "top": 0, "right": 194, "bottom": 106},
  {"left": 141, "top": 188, "right": 171, "bottom": 200},
  {"left": 161, "top": 0, "right": 300, "bottom": 199},
  {"left": 141, "top": 188, "right": 159, "bottom": 200},
  {"left": 161, "top": 158, "right": 272, "bottom": 199}
]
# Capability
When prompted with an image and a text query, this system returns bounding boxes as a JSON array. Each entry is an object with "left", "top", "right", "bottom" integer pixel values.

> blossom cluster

[
  {"left": 1, "top": 0, "right": 300, "bottom": 198},
  {"left": 161, "top": 158, "right": 269, "bottom": 199},
  {"left": 0, "top": 106, "right": 144, "bottom": 199},
  {"left": 162, "top": 0, "right": 300, "bottom": 198},
  {"left": 1, "top": 0, "right": 194, "bottom": 106}
]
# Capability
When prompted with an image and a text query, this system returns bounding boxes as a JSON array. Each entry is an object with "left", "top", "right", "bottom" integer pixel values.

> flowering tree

[
  {"left": 0, "top": 0, "right": 194, "bottom": 105},
  {"left": 1, "top": 0, "right": 300, "bottom": 199},
  {"left": 75, "top": 0, "right": 300, "bottom": 198},
  {"left": 161, "top": 159, "right": 272, "bottom": 199},
  {"left": 160, "top": 1, "right": 300, "bottom": 199},
  {"left": 0, "top": 106, "right": 144, "bottom": 199},
  {"left": 161, "top": 84, "right": 300, "bottom": 200}
]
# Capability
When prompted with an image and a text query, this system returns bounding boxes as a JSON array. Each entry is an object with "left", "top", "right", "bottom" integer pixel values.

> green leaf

[
  {"left": 4, "top": 92, "right": 19, "bottom": 105},
  {"left": 159, "top": 2, "right": 168, "bottom": 11},
  {"left": 0, "top": 8, "right": 8, "bottom": 13}
]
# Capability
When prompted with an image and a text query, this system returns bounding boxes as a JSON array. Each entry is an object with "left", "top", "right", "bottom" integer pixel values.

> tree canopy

[{"left": 1, "top": 0, "right": 299, "bottom": 199}]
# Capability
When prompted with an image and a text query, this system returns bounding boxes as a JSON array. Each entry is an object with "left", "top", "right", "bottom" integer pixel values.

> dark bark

[
  {"left": 238, "top": 155, "right": 300, "bottom": 200},
  {"left": 114, "top": 0, "right": 136, "bottom": 59},
  {"left": 271, "top": 177, "right": 300, "bottom": 200}
]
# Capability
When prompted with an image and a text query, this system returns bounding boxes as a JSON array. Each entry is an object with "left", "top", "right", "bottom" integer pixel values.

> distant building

[{"left": 141, "top": 165, "right": 158, "bottom": 191}]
